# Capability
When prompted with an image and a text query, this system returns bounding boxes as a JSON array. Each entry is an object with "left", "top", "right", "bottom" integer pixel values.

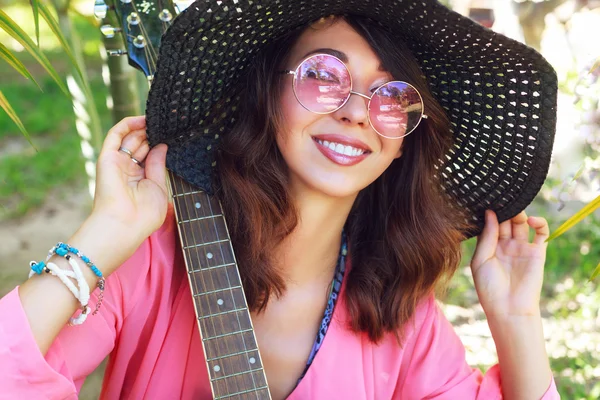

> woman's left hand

[{"left": 470, "top": 210, "right": 550, "bottom": 320}]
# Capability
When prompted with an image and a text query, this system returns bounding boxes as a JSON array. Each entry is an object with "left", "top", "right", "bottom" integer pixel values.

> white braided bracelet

[{"left": 28, "top": 256, "right": 91, "bottom": 325}]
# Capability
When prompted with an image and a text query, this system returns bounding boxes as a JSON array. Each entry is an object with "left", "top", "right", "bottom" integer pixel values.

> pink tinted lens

[
  {"left": 369, "top": 81, "right": 423, "bottom": 138},
  {"left": 293, "top": 54, "right": 351, "bottom": 113}
]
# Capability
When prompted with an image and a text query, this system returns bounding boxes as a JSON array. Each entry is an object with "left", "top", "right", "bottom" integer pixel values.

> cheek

[{"left": 380, "top": 137, "right": 404, "bottom": 159}]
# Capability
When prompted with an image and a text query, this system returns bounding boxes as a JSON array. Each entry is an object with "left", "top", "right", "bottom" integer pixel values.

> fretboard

[{"left": 168, "top": 170, "right": 271, "bottom": 399}]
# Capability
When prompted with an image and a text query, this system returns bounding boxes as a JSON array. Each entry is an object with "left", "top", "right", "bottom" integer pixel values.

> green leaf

[
  {"left": 0, "top": 42, "right": 42, "bottom": 91},
  {"left": 546, "top": 193, "right": 600, "bottom": 242},
  {"left": 0, "top": 9, "right": 69, "bottom": 97},
  {"left": 589, "top": 261, "right": 600, "bottom": 283},
  {"left": 0, "top": 91, "right": 37, "bottom": 151},
  {"left": 30, "top": 0, "right": 40, "bottom": 46},
  {"left": 37, "top": 1, "right": 85, "bottom": 83}
]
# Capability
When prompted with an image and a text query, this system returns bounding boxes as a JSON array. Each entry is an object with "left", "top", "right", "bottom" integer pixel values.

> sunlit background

[{"left": 0, "top": 0, "right": 598, "bottom": 398}]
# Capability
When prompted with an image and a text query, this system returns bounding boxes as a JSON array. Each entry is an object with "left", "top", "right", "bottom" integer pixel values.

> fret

[
  {"left": 184, "top": 242, "right": 236, "bottom": 270},
  {"left": 199, "top": 307, "right": 249, "bottom": 319},
  {"left": 183, "top": 238, "right": 230, "bottom": 250},
  {"left": 213, "top": 371, "right": 269, "bottom": 399},
  {"left": 191, "top": 284, "right": 242, "bottom": 296},
  {"left": 188, "top": 264, "right": 242, "bottom": 293},
  {"left": 179, "top": 214, "right": 224, "bottom": 224},
  {"left": 212, "top": 367, "right": 264, "bottom": 382},
  {"left": 216, "top": 387, "right": 271, "bottom": 400},
  {"left": 188, "top": 262, "right": 237, "bottom": 274},
  {"left": 208, "top": 348, "right": 263, "bottom": 379},
  {"left": 205, "top": 328, "right": 254, "bottom": 341},
  {"left": 198, "top": 309, "right": 253, "bottom": 339},
  {"left": 206, "top": 346, "right": 258, "bottom": 362},
  {"left": 180, "top": 215, "right": 229, "bottom": 248},
  {"left": 173, "top": 190, "right": 202, "bottom": 197},
  {"left": 195, "top": 286, "right": 246, "bottom": 317},
  {"left": 203, "top": 329, "right": 258, "bottom": 360}
]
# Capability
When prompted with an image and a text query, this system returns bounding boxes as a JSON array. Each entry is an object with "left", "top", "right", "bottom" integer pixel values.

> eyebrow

[{"left": 300, "top": 48, "right": 386, "bottom": 72}]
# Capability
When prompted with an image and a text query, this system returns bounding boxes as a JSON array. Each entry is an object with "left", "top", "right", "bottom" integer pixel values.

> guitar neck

[{"left": 167, "top": 170, "right": 271, "bottom": 399}]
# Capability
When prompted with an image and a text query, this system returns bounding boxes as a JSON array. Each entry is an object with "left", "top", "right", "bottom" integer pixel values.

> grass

[{"left": 0, "top": 70, "right": 111, "bottom": 218}]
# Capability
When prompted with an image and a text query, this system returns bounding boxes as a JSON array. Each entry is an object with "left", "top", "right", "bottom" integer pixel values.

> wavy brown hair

[{"left": 215, "top": 15, "right": 473, "bottom": 343}]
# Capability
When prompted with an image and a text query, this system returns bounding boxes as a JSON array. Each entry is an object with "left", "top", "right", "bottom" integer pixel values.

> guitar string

[
  {"left": 188, "top": 180, "right": 237, "bottom": 397},
  {"left": 206, "top": 190, "right": 261, "bottom": 397},
  {"left": 177, "top": 173, "right": 229, "bottom": 397}
]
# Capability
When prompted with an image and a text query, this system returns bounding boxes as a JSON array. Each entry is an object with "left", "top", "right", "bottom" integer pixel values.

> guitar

[{"left": 97, "top": 1, "right": 271, "bottom": 398}]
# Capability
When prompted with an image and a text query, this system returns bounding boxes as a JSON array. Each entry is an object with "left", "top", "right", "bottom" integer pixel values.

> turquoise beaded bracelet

[{"left": 50, "top": 242, "right": 103, "bottom": 278}]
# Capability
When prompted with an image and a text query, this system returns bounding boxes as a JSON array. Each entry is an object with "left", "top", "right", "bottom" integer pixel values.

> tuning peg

[
  {"left": 107, "top": 49, "right": 128, "bottom": 56},
  {"left": 94, "top": 0, "right": 109, "bottom": 19},
  {"left": 127, "top": 12, "right": 140, "bottom": 25},
  {"left": 100, "top": 24, "right": 121, "bottom": 38},
  {"left": 133, "top": 35, "right": 147, "bottom": 49},
  {"left": 159, "top": 9, "right": 174, "bottom": 22}
]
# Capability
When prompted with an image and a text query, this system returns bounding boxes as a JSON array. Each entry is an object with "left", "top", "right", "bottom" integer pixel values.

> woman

[{"left": 0, "top": 1, "right": 560, "bottom": 399}]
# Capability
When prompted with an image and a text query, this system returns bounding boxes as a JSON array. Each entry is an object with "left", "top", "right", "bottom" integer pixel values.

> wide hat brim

[{"left": 146, "top": 0, "right": 558, "bottom": 239}]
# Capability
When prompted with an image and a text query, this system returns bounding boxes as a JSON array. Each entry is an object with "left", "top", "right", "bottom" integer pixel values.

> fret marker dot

[
  {"left": 213, "top": 365, "right": 221, "bottom": 372},
  {"left": 207, "top": 252, "right": 213, "bottom": 259},
  {"left": 195, "top": 202, "right": 201, "bottom": 209},
  {"left": 217, "top": 299, "right": 224, "bottom": 306},
  {"left": 249, "top": 357, "right": 256, "bottom": 364}
]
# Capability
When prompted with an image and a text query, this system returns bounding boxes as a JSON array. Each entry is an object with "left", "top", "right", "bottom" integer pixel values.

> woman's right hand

[{"left": 89, "top": 116, "right": 169, "bottom": 261}]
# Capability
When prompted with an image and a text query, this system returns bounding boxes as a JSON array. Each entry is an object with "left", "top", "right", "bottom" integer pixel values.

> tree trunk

[
  {"left": 100, "top": 3, "right": 141, "bottom": 123},
  {"left": 50, "top": 0, "right": 104, "bottom": 196}
]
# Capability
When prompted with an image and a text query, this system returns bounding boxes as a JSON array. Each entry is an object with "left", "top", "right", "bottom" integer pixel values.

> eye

[{"left": 305, "top": 67, "right": 340, "bottom": 84}]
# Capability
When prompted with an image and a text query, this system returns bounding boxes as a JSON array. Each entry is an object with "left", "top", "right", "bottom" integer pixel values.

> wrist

[{"left": 68, "top": 214, "right": 144, "bottom": 277}]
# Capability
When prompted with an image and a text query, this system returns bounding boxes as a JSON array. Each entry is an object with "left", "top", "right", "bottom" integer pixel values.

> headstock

[{"left": 94, "top": 0, "right": 179, "bottom": 80}]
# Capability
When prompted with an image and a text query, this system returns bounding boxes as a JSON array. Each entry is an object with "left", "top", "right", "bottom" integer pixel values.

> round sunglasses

[{"left": 281, "top": 53, "right": 427, "bottom": 139}]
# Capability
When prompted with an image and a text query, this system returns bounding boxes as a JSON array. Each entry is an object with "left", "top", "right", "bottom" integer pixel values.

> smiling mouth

[{"left": 312, "top": 138, "right": 372, "bottom": 157}]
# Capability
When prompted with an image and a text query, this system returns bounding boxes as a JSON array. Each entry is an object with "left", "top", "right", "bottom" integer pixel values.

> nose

[{"left": 332, "top": 91, "right": 370, "bottom": 129}]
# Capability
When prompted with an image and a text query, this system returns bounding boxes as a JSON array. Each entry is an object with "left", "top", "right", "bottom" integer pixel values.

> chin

[{"left": 295, "top": 173, "right": 370, "bottom": 199}]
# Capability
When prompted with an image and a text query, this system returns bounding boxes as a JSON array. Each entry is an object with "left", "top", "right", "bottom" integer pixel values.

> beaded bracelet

[
  {"left": 50, "top": 242, "right": 105, "bottom": 315},
  {"left": 28, "top": 259, "right": 90, "bottom": 325},
  {"left": 31, "top": 242, "right": 106, "bottom": 316}
]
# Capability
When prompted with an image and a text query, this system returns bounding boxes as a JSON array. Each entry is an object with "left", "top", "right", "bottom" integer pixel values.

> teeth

[{"left": 315, "top": 139, "right": 366, "bottom": 156}]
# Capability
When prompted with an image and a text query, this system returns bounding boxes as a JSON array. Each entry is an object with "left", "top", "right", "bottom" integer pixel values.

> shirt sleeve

[
  {"left": 0, "top": 227, "right": 164, "bottom": 400},
  {"left": 396, "top": 295, "right": 560, "bottom": 400}
]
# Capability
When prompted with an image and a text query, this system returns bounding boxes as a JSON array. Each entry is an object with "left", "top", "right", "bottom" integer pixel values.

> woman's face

[{"left": 277, "top": 18, "right": 405, "bottom": 199}]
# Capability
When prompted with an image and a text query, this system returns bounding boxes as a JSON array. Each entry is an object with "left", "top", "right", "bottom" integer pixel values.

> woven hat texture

[{"left": 146, "top": 0, "right": 558, "bottom": 238}]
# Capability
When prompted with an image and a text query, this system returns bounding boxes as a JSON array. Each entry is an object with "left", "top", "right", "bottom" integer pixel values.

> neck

[{"left": 273, "top": 179, "right": 357, "bottom": 287}]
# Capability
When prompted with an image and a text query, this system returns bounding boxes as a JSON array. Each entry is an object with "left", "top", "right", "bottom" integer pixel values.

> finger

[
  {"left": 528, "top": 216, "right": 549, "bottom": 245},
  {"left": 102, "top": 116, "right": 146, "bottom": 152},
  {"left": 511, "top": 211, "right": 529, "bottom": 241},
  {"left": 145, "top": 144, "right": 168, "bottom": 194},
  {"left": 471, "top": 210, "right": 498, "bottom": 267},
  {"left": 132, "top": 139, "right": 150, "bottom": 163},
  {"left": 498, "top": 212, "right": 512, "bottom": 239},
  {"left": 119, "top": 128, "right": 147, "bottom": 155}
]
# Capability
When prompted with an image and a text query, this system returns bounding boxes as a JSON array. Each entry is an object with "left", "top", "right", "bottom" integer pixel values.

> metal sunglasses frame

[{"left": 281, "top": 53, "right": 428, "bottom": 139}]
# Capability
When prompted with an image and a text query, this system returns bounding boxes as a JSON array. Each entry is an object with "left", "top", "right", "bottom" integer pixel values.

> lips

[{"left": 311, "top": 134, "right": 372, "bottom": 166}]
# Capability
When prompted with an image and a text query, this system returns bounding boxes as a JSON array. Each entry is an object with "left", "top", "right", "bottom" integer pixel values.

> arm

[
  {"left": 469, "top": 209, "right": 558, "bottom": 399},
  {"left": 489, "top": 313, "right": 553, "bottom": 400},
  {"left": 395, "top": 296, "right": 558, "bottom": 399},
  {"left": 0, "top": 116, "right": 168, "bottom": 397},
  {"left": 16, "top": 116, "right": 168, "bottom": 354}
]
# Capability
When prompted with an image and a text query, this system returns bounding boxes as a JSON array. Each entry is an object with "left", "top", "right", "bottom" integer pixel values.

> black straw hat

[{"left": 146, "top": 0, "right": 558, "bottom": 238}]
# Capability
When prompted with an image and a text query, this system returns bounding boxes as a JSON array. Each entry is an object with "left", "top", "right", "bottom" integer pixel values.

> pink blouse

[{"left": 0, "top": 206, "right": 559, "bottom": 399}]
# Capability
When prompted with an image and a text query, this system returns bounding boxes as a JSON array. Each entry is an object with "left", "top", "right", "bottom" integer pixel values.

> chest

[{"left": 249, "top": 294, "right": 329, "bottom": 400}]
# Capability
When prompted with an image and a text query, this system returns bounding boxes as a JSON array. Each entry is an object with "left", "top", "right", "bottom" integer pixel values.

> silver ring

[
  {"left": 131, "top": 157, "right": 141, "bottom": 165},
  {"left": 118, "top": 147, "right": 133, "bottom": 157}
]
